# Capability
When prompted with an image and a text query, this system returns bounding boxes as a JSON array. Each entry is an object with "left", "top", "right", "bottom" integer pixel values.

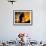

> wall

[{"left": 0, "top": 0, "right": 46, "bottom": 42}]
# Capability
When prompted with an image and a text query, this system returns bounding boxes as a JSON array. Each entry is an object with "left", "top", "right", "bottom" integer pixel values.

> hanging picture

[{"left": 13, "top": 10, "right": 32, "bottom": 25}]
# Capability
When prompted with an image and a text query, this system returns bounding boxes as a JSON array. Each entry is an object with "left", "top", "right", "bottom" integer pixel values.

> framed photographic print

[{"left": 13, "top": 10, "right": 32, "bottom": 25}]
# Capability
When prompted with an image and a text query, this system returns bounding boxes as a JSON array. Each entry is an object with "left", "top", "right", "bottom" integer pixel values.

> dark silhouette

[{"left": 19, "top": 12, "right": 24, "bottom": 23}]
